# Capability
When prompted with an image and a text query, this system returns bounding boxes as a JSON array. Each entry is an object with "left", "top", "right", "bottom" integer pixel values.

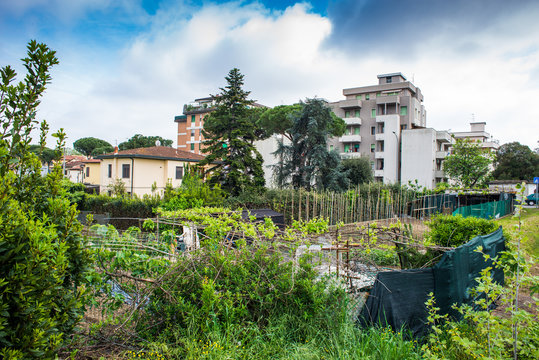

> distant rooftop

[
  {"left": 96, "top": 146, "right": 205, "bottom": 162},
  {"left": 377, "top": 72, "right": 407, "bottom": 80}
]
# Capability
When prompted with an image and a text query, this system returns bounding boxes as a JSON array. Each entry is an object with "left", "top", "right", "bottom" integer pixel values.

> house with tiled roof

[
  {"left": 82, "top": 158, "right": 101, "bottom": 185},
  {"left": 95, "top": 146, "right": 207, "bottom": 197}
]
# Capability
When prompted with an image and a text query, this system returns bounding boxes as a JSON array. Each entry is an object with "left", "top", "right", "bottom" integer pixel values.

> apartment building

[
  {"left": 401, "top": 128, "right": 453, "bottom": 189},
  {"left": 175, "top": 97, "right": 216, "bottom": 155},
  {"left": 329, "top": 73, "right": 427, "bottom": 183},
  {"left": 451, "top": 122, "right": 500, "bottom": 152}
]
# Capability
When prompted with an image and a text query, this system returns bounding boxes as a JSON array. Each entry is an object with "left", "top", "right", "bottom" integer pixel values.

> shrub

[
  {"left": 426, "top": 214, "right": 498, "bottom": 248},
  {"left": 0, "top": 41, "right": 92, "bottom": 359}
]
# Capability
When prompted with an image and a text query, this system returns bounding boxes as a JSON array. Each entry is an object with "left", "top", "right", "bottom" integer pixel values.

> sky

[{"left": 1, "top": 0, "right": 538, "bottom": 150}]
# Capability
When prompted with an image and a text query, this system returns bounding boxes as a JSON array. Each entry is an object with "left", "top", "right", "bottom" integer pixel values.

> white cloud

[{"left": 34, "top": 0, "right": 539, "bottom": 149}]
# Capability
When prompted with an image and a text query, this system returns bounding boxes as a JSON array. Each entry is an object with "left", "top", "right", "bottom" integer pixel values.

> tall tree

[
  {"left": 273, "top": 98, "right": 349, "bottom": 191},
  {"left": 258, "top": 103, "right": 345, "bottom": 140},
  {"left": 492, "top": 142, "right": 539, "bottom": 180},
  {"left": 199, "top": 68, "right": 265, "bottom": 195},
  {"left": 119, "top": 134, "right": 173, "bottom": 150},
  {"left": 443, "top": 138, "right": 494, "bottom": 188},
  {"left": 342, "top": 157, "right": 374, "bottom": 185},
  {"left": 73, "top": 137, "right": 112, "bottom": 156}
]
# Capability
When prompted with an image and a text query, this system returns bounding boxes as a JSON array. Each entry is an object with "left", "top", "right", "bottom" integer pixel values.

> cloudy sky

[{"left": 1, "top": 0, "right": 538, "bottom": 149}]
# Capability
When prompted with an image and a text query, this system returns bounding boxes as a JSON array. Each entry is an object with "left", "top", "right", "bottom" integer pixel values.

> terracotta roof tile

[{"left": 98, "top": 146, "right": 205, "bottom": 161}]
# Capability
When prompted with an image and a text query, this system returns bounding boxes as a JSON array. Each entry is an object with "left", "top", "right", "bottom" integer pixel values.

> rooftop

[{"left": 96, "top": 146, "right": 205, "bottom": 162}]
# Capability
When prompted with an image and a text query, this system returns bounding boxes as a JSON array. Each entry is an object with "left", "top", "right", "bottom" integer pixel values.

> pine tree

[
  {"left": 200, "top": 68, "right": 265, "bottom": 195},
  {"left": 273, "top": 98, "right": 349, "bottom": 191}
]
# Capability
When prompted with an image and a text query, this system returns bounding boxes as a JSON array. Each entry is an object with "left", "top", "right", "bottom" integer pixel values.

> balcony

[
  {"left": 339, "top": 134, "right": 362, "bottom": 142},
  {"left": 340, "top": 152, "right": 363, "bottom": 159},
  {"left": 436, "top": 131, "right": 452, "bottom": 143},
  {"left": 344, "top": 117, "right": 362, "bottom": 125},
  {"left": 374, "top": 170, "right": 384, "bottom": 177},
  {"left": 375, "top": 133, "right": 385, "bottom": 141},
  {"left": 376, "top": 95, "right": 400, "bottom": 105},
  {"left": 436, "top": 151, "right": 449, "bottom": 159},
  {"left": 435, "top": 170, "right": 445, "bottom": 178},
  {"left": 339, "top": 99, "right": 362, "bottom": 109},
  {"left": 374, "top": 151, "right": 384, "bottom": 159}
]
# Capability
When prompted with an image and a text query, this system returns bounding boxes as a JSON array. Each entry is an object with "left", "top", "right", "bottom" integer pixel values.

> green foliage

[
  {"left": 73, "top": 137, "right": 113, "bottom": 157},
  {"left": 443, "top": 138, "right": 494, "bottom": 188},
  {"left": 273, "top": 98, "right": 349, "bottom": 191},
  {"left": 426, "top": 214, "right": 499, "bottom": 248},
  {"left": 107, "top": 178, "right": 127, "bottom": 197},
  {"left": 29, "top": 144, "right": 56, "bottom": 164},
  {"left": 199, "top": 68, "right": 265, "bottom": 195},
  {"left": 61, "top": 178, "right": 87, "bottom": 207},
  {"left": 90, "top": 144, "right": 113, "bottom": 156},
  {"left": 257, "top": 104, "right": 302, "bottom": 140},
  {"left": 492, "top": 141, "right": 539, "bottom": 180},
  {"left": 342, "top": 157, "right": 373, "bottom": 185},
  {"left": 162, "top": 168, "right": 225, "bottom": 211},
  {"left": 135, "top": 243, "right": 348, "bottom": 343},
  {"left": 0, "top": 41, "right": 92, "bottom": 358},
  {"left": 119, "top": 134, "right": 173, "bottom": 150}
]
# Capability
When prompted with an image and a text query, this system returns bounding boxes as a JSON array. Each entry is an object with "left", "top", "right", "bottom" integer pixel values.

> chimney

[{"left": 114, "top": 146, "right": 118, "bottom": 154}]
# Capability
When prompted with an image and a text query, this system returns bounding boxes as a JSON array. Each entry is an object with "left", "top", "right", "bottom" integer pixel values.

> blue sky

[{"left": 1, "top": 0, "right": 538, "bottom": 149}]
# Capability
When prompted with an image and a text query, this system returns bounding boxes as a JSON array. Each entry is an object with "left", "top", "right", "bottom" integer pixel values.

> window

[
  {"left": 371, "top": 126, "right": 375, "bottom": 135},
  {"left": 108, "top": 164, "right": 112, "bottom": 178},
  {"left": 354, "top": 126, "right": 360, "bottom": 135},
  {"left": 355, "top": 95, "right": 361, "bottom": 100},
  {"left": 329, "top": 145, "right": 334, "bottom": 151},
  {"left": 370, "top": 161, "right": 374, "bottom": 170},
  {"left": 365, "top": 94, "right": 370, "bottom": 100},
  {"left": 122, "top": 164, "right": 130, "bottom": 178},
  {"left": 370, "top": 144, "right": 375, "bottom": 153},
  {"left": 344, "top": 144, "right": 350, "bottom": 153},
  {"left": 376, "top": 92, "right": 381, "bottom": 97},
  {"left": 371, "top": 109, "right": 376, "bottom": 118},
  {"left": 386, "top": 76, "right": 392, "bottom": 83},
  {"left": 176, "top": 166, "right": 183, "bottom": 179},
  {"left": 400, "top": 106, "right": 408, "bottom": 116},
  {"left": 345, "top": 110, "right": 350, "bottom": 118},
  {"left": 86, "top": 167, "right": 90, "bottom": 177},
  {"left": 379, "top": 141, "right": 384, "bottom": 152},
  {"left": 191, "top": 115, "right": 196, "bottom": 124},
  {"left": 354, "top": 110, "right": 360, "bottom": 117},
  {"left": 191, "top": 143, "right": 195, "bottom": 151},
  {"left": 191, "top": 129, "right": 195, "bottom": 137},
  {"left": 354, "top": 144, "right": 359, "bottom": 152}
]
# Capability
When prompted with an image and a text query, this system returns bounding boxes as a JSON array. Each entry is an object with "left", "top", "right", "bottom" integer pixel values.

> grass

[{"left": 495, "top": 207, "right": 539, "bottom": 257}]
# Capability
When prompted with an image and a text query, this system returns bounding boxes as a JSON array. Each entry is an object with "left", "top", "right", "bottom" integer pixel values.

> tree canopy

[
  {"left": 258, "top": 103, "right": 346, "bottom": 140},
  {"left": 342, "top": 157, "right": 373, "bottom": 185},
  {"left": 492, "top": 142, "right": 539, "bottom": 180},
  {"left": 273, "top": 98, "right": 349, "bottom": 191},
  {"left": 119, "top": 134, "right": 173, "bottom": 150},
  {"left": 29, "top": 144, "right": 57, "bottom": 164},
  {"left": 73, "top": 137, "right": 113, "bottom": 156},
  {"left": 443, "top": 138, "right": 494, "bottom": 188},
  {"left": 199, "top": 68, "right": 265, "bottom": 195}
]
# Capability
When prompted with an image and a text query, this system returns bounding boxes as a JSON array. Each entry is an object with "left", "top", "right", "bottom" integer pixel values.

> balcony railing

[
  {"left": 344, "top": 117, "right": 362, "bottom": 125},
  {"left": 339, "top": 152, "right": 363, "bottom": 159},
  {"left": 339, "top": 99, "right": 362, "bottom": 109},
  {"left": 375, "top": 133, "right": 385, "bottom": 141},
  {"left": 374, "top": 170, "right": 384, "bottom": 177},
  {"left": 374, "top": 151, "right": 384, "bottom": 159},
  {"left": 339, "top": 134, "right": 362, "bottom": 142}
]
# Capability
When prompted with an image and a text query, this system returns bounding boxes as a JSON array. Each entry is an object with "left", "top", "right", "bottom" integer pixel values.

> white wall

[
  {"left": 401, "top": 128, "right": 436, "bottom": 189},
  {"left": 254, "top": 134, "right": 287, "bottom": 188}
]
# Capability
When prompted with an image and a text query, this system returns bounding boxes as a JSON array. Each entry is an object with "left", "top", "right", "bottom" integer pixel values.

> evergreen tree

[
  {"left": 273, "top": 98, "right": 349, "bottom": 191},
  {"left": 342, "top": 157, "right": 374, "bottom": 185},
  {"left": 73, "top": 137, "right": 112, "bottom": 156},
  {"left": 492, "top": 142, "right": 539, "bottom": 180},
  {"left": 199, "top": 68, "right": 265, "bottom": 195},
  {"left": 119, "top": 134, "right": 173, "bottom": 150}
]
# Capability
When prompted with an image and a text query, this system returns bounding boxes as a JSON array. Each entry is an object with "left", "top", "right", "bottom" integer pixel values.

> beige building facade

[{"left": 96, "top": 146, "right": 205, "bottom": 197}]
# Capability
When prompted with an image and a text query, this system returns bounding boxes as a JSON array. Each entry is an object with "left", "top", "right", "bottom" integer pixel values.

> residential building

[
  {"left": 82, "top": 159, "right": 101, "bottom": 185},
  {"left": 174, "top": 96, "right": 266, "bottom": 155},
  {"left": 96, "top": 146, "right": 205, "bottom": 197},
  {"left": 175, "top": 97, "right": 216, "bottom": 154},
  {"left": 329, "top": 72, "right": 427, "bottom": 183},
  {"left": 451, "top": 122, "right": 500, "bottom": 152},
  {"left": 401, "top": 128, "right": 453, "bottom": 189}
]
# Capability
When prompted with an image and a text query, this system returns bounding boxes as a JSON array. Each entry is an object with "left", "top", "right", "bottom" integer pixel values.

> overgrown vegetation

[
  {"left": 426, "top": 214, "right": 500, "bottom": 248},
  {"left": 0, "top": 41, "right": 92, "bottom": 359}
]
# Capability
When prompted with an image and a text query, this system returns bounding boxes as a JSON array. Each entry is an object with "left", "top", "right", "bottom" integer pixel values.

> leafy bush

[
  {"left": 0, "top": 41, "right": 92, "bottom": 359},
  {"left": 162, "top": 169, "right": 225, "bottom": 211},
  {"left": 135, "top": 244, "right": 349, "bottom": 344},
  {"left": 426, "top": 214, "right": 499, "bottom": 248}
]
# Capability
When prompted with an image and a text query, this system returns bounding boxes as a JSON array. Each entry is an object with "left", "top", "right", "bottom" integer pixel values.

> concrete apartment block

[
  {"left": 174, "top": 97, "right": 216, "bottom": 155},
  {"left": 451, "top": 122, "right": 500, "bottom": 152},
  {"left": 329, "top": 73, "right": 427, "bottom": 183},
  {"left": 401, "top": 128, "right": 453, "bottom": 189}
]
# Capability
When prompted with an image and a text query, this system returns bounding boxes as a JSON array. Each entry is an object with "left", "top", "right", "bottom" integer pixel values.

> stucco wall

[{"left": 401, "top": 128, "right": 436, "bottom": 189}]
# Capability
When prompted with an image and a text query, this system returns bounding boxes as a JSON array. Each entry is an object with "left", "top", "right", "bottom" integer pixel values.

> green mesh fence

[{"left": 452, "top": 199, "right": 513, "bottom": 219}]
